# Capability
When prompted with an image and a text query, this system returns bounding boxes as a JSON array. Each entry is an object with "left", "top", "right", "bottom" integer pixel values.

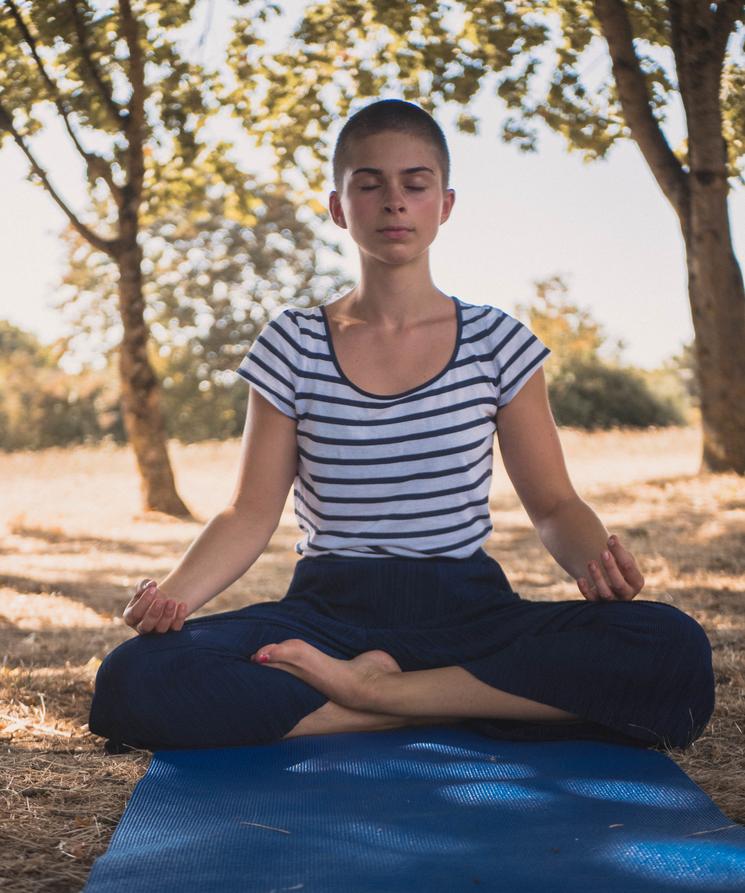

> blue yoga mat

[{"left": 84, "top": 725, "right": 745, "bottom": 892}]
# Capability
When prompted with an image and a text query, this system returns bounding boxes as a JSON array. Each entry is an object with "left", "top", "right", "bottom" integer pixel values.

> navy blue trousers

[{"left": 88, "top": 549, "right": 715, "bottom": 753}]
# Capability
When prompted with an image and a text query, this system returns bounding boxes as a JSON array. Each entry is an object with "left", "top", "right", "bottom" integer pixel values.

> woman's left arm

[{"left": 496, "top": 367, "right": 645, "bottom": 602}]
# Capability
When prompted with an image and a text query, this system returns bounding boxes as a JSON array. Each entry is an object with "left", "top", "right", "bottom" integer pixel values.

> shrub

[{"left": 548, "top": 358, "right": 687, "bottom": 429}]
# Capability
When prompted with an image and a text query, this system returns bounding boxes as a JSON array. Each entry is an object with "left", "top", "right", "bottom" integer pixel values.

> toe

[
  {"left": 267, "top": 639, "right": 306, "bottom": 663},
  {"left": 251, "top": 643, "right": 277, "bottom": 663},
  {"left": 252, "top": 639, "right": 308, "bottom": 665}
]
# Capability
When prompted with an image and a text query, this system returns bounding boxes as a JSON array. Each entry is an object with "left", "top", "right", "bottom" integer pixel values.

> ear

[
  {"left": 329, "top": 191, "right": 347, "bottom": 229},
  {"left": 440, "top": 188, "right": 456, "bottom": 225}
]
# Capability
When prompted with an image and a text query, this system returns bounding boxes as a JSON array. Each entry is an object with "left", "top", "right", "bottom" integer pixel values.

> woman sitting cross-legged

[{"left": 88, "top": 99, "right": 715, "bottom": 755}]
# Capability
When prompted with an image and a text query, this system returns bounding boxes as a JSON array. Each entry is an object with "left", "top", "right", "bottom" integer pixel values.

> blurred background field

[{"left": 1, "top": 426, "right": 744, "bottom": 891}]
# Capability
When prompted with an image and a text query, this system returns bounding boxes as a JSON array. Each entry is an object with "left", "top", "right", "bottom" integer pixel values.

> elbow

[{"left": 224, "top": 502, "right": 281, "bottom": 540}]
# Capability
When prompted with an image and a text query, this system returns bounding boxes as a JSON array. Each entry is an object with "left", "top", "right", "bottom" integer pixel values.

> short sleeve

[
  {"left": 493, "top": 311, "right": 551, "bottom": 408},
  {"left": 234, "top": 309, "right": 300, "bottom": 419}
]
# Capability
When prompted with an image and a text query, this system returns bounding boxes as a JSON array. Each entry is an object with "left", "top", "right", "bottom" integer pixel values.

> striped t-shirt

[{"left": 235, "top": 295, "right": 550, "bottom": 559}]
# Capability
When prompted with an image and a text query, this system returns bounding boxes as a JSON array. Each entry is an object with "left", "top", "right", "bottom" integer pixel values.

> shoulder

[
  {"left": 260, "top": 304, "right": 324, "bottom": 353},
  {"left": 453, "top": 296, "right": 503, "bottom": 336},
  {"left": 454, "top": 298, "right": 537, "bottom": 350},
  {"left": 455, "top": 298, "right": 550, "bottom": 406},
  {"left": 276, "top": 304, "right": 319, "bottom": 327},
  {"left": 465, "top": 304, "right": 543, "bottom": 354},
  {"left": 453, "top": 297, "right": 515, "bottom": 325}
]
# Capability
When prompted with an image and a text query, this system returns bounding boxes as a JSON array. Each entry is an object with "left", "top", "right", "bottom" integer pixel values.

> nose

[{"left": 382, "top": 182, "right": 407, "bottom": 211}]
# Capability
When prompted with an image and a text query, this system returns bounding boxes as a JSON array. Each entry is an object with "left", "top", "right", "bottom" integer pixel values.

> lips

[{"left": 379, "top": 227, "right": 412, "bottom": 233}]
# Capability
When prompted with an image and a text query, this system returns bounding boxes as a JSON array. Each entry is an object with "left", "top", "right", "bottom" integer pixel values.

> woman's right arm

[{"left": 124, "top": 387, "right": 298, "bottom": 633}]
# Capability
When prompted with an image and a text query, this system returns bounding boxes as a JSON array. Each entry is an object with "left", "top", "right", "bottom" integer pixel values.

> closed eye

[{"left": 360, "top": 186, "right": 426, "bottom": 191}]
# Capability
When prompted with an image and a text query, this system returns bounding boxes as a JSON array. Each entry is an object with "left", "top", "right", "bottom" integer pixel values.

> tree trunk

[
  {"left": 683, "top": 182, "right": 745, "bottom": 474},
  {"left": 677, "top": 9, "right": 745, "bottom": 474},
  {"left": 116, "top": 232, "right": 193, "bottom": 517},
  {"left": 597, "top": 0, "right": 745, "bottom": 474}
]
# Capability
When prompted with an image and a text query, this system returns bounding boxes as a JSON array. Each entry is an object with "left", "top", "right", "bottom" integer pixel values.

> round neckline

[{"left": 320, "top": 295, "right": 462, "bottom": 400}]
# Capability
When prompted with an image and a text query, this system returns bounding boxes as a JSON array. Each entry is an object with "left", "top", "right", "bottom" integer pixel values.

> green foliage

[
  {"left": 1, "top": 1, "right": 207, "bottom": 147},
  {"left": 51, "top": 182, "right": 355, "bottom": 446},
  {"left": 548, "top": 357, "right": 687, "bottom": 430},
  {"left": 666, "top": 340, "right": 699, "bottom": 404},
  {"left": 0, "top": 321, "right": 124, "bottom": 452},
  {"left": 637, "top": 362, "right": 696, "bottom": 421},
  {"left": 0, "top": 320, "right": 48, "bottom": 358},
  {"left": 0, "top": 0, "right": 280, "bottom": 169},
  {"left": 0, "top": 0, "right": 286, "bottom": 245},
  {"left": 518, "top": 275, "right": 689, "bottom": 429},
  {"left": 153, "top": 342, "right": 247, "bottom": 443},
  {"left": 516, "top": 275, "right": 608, "bottom": 378},
  {"left": 223, "top": 0, "right": 745, "bottom": 188},
  {"left": 0, "top": 2, "right": 359, "bottom": 451}
]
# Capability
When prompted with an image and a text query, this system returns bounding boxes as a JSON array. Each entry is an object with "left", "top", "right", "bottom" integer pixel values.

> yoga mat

[{"left": 84, "top": 725, "right": 745, "bottom": 892}]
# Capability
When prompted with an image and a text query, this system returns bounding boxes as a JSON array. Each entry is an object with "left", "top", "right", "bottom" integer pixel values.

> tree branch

[
  {"left": 118, "top": 0, "right": 146, "bottom": 198},
  {"left": 66, "top": 0, "right": 127, "bottom": 128},
  {"left": 0, "top": 101, "right": 118, "bottom": 256},
  {"left": 668, "top": 1, "right": 693, "bottom": 110},
  {"left": 5, "top": 0, "right": 86, "bottom": 149},
  {"left": 4, "top": 0, "right": 124, "bottom": 208},
  {"left": 670, "top": 0, "right": 731, "bottom": 183},
  {"left": 713, "top": 0, "right": 744, "bottom": 61},
  {"left": 592, "top": 0, "right": 688, "bottom": 217}
]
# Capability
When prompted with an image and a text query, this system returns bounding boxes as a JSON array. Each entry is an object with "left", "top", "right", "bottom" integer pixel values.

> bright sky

[{"left": 1, "top": 1, "right": 743, "bottom": 371}]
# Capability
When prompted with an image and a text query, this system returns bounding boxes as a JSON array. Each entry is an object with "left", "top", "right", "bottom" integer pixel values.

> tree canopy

[
  {"left": 0, "top": 0, "right": 346, "bottom": 510},
  {"left": 225, "top": 0, "right": 744, "bottom": 195}
]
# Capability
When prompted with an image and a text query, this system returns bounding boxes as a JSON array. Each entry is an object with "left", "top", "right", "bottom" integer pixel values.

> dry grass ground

[{"left": 1, "top": 426, "right": 743, "bottom": 892}]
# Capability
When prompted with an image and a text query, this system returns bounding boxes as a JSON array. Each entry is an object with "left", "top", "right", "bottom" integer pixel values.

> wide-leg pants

[{"left": 88, "top": 549, "right": 716, "bottom": 753}]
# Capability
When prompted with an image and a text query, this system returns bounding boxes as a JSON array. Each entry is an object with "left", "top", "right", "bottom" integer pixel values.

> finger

[
  {"left": 577, "top": 576, "right": 600, "bottom": 602},
  {"left": 154, "top": 600, "right": 178, "bottom": 634},
  {"left": 125, "top": 585, "right": 158, "bottom": 625},
  {"left": 588, "top": 560, "right": 615, "bottom": 600},
  {"left": 171, "top": 603, "right": 189, "bottom": 631},
  {"left": 130, "top": 580, "right": 156, "bottom": 605},
  {"left": 578, "top": 573, "right": 604, "bottom": 601},
  {"left": 136, "top": 597, "right": 166, "bottom": 634},
  {"left": 580, "top": 564, "right": 605, "bottom": 600},
  {"left": 600, "top": 549, "right": 636, "bottom": 599},
  {"left": 608, "top": 536, "right": 645, "bottom": 593}
]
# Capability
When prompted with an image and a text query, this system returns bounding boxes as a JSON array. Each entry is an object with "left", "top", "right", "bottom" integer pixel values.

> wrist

[{"left": 152, "top": 577, "right": 179, "bottom": 602}]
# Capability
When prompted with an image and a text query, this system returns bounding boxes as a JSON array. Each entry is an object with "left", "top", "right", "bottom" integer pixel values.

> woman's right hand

[{"left": 124, "top": 579, "right": 190, "bottom": 634}]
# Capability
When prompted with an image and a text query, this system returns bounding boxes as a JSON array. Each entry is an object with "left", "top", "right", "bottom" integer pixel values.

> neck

[{"left": 346, "top": 256, "right": 449, "bottom": 326}]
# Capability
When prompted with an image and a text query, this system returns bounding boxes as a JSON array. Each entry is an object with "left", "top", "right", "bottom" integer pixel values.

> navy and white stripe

[{"left": 235, "top": 295, "right": 550, "bottom": 559}]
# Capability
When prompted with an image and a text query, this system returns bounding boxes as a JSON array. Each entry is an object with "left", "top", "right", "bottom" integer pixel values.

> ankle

[{"left": 356, "top": 670, "right": 394, "bottom": 713}]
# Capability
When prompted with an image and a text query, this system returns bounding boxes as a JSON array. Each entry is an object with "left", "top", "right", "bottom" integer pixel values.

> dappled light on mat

[
  {"left": 435, "top": 781, "right": 556, "bottom": 808},
  {"left": 559, "top": 778, "right": 702, "bottom": 809},
  {"left": 286, "top": 755, "right": 536, "bottom": 781},
  {"left": 595, "top": 840, "right": 745, "bottom": 889},
  {"left": 83, "top": 727, "right": 745, "bottom": 892}
]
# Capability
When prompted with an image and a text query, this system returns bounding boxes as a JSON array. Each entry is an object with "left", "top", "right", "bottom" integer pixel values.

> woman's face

[{"left": 330, "top": 131, "right": 455, "bottom": 265}]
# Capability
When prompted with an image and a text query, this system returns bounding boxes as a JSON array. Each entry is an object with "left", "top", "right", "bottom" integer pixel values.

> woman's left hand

[{"left": 577, "top": 535, "right": 645, "bottom": 602}]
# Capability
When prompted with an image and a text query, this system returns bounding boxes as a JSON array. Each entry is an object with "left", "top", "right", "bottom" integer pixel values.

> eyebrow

[{"left": 350, "top": 166, "right": 436, "bottom": 177}]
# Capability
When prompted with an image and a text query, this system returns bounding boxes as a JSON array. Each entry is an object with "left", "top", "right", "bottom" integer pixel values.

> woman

[{"left": 88, "top": 99, "right": 715, "bottom": 754}]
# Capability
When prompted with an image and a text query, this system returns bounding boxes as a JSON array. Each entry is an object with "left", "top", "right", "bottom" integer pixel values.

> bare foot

[
  {"left": 250, "top": 640, "right": 401, "bottom": 711},
  {"left": 283, "top": 700, "right": 461, "bottom": 739}
]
